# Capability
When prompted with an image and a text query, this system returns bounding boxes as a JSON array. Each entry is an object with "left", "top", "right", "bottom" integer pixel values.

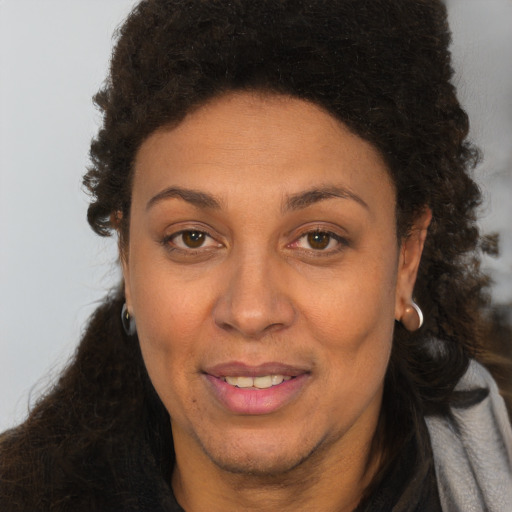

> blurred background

[{"left": 1, "top": 0, "right": 511, "bottom": 432}]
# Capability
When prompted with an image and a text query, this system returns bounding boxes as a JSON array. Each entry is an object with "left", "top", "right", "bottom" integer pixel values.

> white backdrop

[{"left": 1, "top": 0, "right": 511, "bottom": 433}]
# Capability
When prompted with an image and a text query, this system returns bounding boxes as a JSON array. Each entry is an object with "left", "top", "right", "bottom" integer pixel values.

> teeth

[
  {"left": 271, "top": 375, "right": 285, "bottom": 385},
  {"left": 227, "top": 376, "right": 253, "bottom": 388},
  {"left": 224, "top": 375, "right": 292, "bottom": 389},
  {"left": 254, "top": 376, "right": 273, "bottom": 389}
]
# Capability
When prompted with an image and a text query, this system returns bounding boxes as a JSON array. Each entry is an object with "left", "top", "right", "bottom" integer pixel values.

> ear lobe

[
  {"left": 118, "top": 236, "right": 132, "bottom": 314},
  {"left": 121, "top": 253, "right": 133, "bottom": 313},
  {"left": 112, "top": 210, "right": 132, "bottom": 309},
  {"left": 394, "top": 207, "right": 432, "bottom": 322}
]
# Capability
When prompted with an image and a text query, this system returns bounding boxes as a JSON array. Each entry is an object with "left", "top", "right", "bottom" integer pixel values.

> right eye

[{"left": 167, "top": 230, "right": 220, "bottom": 250}]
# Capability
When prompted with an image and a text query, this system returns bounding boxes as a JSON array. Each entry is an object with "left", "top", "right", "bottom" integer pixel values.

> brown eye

[
  {"left": 307, "top": 231, "right": 331, "bottom": 250},
  {"left": 290, "top": 229, "right": 347, "bottom": 253},
  {"left": 164, "top": 228, "right": 222, "bottom": 255},
  {"left": 181, "top": 231, "right": 206, "bottom": 248}
]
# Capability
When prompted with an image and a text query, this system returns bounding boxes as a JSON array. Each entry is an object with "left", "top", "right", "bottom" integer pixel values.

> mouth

[
  {"left": 222, "top": 374, "right": 293, "bottom": 389},
  {"left": 203, "top": 362, "right": 310, "bottom": 415}
]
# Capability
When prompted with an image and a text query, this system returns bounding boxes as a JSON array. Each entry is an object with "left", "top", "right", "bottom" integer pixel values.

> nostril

[
  {"left": 214, "top": 311, "right": 293, "bottom": 339},
  {"left": 262, "top": 322, "right": 287, "bottom": 334},
  {"left": 216, "top": 320, "right": 235, "bottom": 333}
]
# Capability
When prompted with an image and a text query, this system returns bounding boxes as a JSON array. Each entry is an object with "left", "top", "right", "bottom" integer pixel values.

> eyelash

[
  {"left": 289, "top": 229, "right": 349, "bottom": 255},
  {"left": 161, "top": 227, "right": 349, "bottom": 257},
  {"left": 162, "top": 229, "right": 221, "bottom": 254}
]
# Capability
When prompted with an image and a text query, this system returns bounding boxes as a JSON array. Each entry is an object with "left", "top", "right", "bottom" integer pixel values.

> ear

[
  {"left": 121, "top": 252, "right": 133, "bottom": 314},
  {"left": 394, "top": 207, "right": 432, "bottom": 322},
  {"left": 113, "top": 210, "right": 133, "bottom": 313}
]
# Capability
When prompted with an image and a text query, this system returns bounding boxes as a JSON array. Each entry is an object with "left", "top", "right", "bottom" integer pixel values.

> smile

[
  {"left": 204, "top": 365, "right": 309, "bottom": 415},
  {"left": 223, "top": 375, "right": 293, "bottom": 389}
]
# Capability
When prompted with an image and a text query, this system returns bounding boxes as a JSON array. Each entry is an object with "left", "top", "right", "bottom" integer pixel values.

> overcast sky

[{"left": 448, "top": 0, "right": 512, "bottom": 304}]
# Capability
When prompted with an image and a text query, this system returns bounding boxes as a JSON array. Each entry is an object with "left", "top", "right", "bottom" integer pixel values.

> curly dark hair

[
  {"left": 86, "top": 0, "right": 486, "bottom": 400},
  {"left": 1, "top": 0, "right": 492, "bottom": 509}
]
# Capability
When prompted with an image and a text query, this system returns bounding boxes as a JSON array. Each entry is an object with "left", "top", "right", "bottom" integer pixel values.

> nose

[{"left": 213, "top": 251, "right": 296, "bottom": 339}]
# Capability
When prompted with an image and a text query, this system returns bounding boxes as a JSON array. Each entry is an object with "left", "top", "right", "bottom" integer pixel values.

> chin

[
  {"left": 195, "top": 428, "right": 323, "bottom": 477},
  {"left": 206, "top": 449, "right": 314, "bottom": 477}
]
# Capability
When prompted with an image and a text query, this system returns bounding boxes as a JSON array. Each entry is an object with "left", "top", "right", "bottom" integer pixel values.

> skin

[{"left": 122, "top": 91, "right": 431, "bottom": 511}]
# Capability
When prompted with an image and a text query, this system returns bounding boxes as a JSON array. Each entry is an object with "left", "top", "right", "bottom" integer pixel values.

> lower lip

[{"left": 205, "top": 374, "right": 309, "bottom": 415}]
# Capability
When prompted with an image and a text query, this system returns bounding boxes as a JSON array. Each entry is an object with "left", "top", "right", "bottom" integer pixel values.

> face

[{"left": 123, "top": 92, "right": 425, "bottom": 478}]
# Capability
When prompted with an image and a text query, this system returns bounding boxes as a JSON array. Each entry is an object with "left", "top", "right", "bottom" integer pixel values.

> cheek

[
  {"left": 129, "top": 238, "right": 211, "bottom": 340},
  {"left": 295, "top": 248, "right": 397, "bottom": 410},
  {"left": 303, "top": 293, "right": 394, "bottom": 433},
  {"left": 127, "top": 252, "right": 215, "bottom": 408},
  {"left": 132, "top": 280, "right": 210, "bottom": 424},
  {"left": 302, "top": 252, "right": 398, "bottom": 348},
  {"left": 134, "top": 278, "right": 210, "bottom": 360}
]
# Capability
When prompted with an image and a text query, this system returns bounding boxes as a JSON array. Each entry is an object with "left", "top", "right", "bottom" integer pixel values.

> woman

[{"left": 1, "top": 0, "right": 511, "bottom": 510}]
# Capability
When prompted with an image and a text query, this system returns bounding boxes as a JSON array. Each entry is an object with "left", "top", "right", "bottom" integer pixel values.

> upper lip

[{"left": 203, "top": 361, "right": 311, "bottom": 378}]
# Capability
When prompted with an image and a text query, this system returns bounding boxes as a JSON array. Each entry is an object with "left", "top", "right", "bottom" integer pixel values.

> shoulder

[{"left": 425, "top": 360, "right": 512, "bottom": 512}]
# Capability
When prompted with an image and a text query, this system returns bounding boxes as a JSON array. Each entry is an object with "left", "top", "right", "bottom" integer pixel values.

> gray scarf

[{"left": 426, "top": 360, "right": 512, "bottom": 511}]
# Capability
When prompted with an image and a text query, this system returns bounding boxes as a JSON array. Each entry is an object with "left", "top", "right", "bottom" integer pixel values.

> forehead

[{"left": 132, "top": 91, "right": 395, "bottom": 214}]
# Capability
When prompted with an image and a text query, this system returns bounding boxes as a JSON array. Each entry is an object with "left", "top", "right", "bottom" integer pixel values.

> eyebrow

[
  {"left": 146, "top": 184, "right": 368, "bottom": 213},
  {"left": 283, "top": 185, "right": 369, "bottom": 213},
  {"left": 146, "top": 186, "right": 222, "bottom": 211}
]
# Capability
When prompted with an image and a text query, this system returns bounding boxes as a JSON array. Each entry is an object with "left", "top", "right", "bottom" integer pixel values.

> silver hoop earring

[
  {"left": 410, "top": 301, "right": 423, "bottom": 328},
  {"left": 121, "top": 303, "right": 137, "bottom": 336},
  {"left": 400, "top": 300, "right": 424, "bottom": 332}
]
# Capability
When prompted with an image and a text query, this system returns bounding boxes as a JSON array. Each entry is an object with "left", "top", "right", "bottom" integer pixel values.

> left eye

[
  {"left": 294, "top": 231, "right": 344, "bottom": 251},
  {"left": 169, "top": 230, "right": 219, "bottom": 249}
]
